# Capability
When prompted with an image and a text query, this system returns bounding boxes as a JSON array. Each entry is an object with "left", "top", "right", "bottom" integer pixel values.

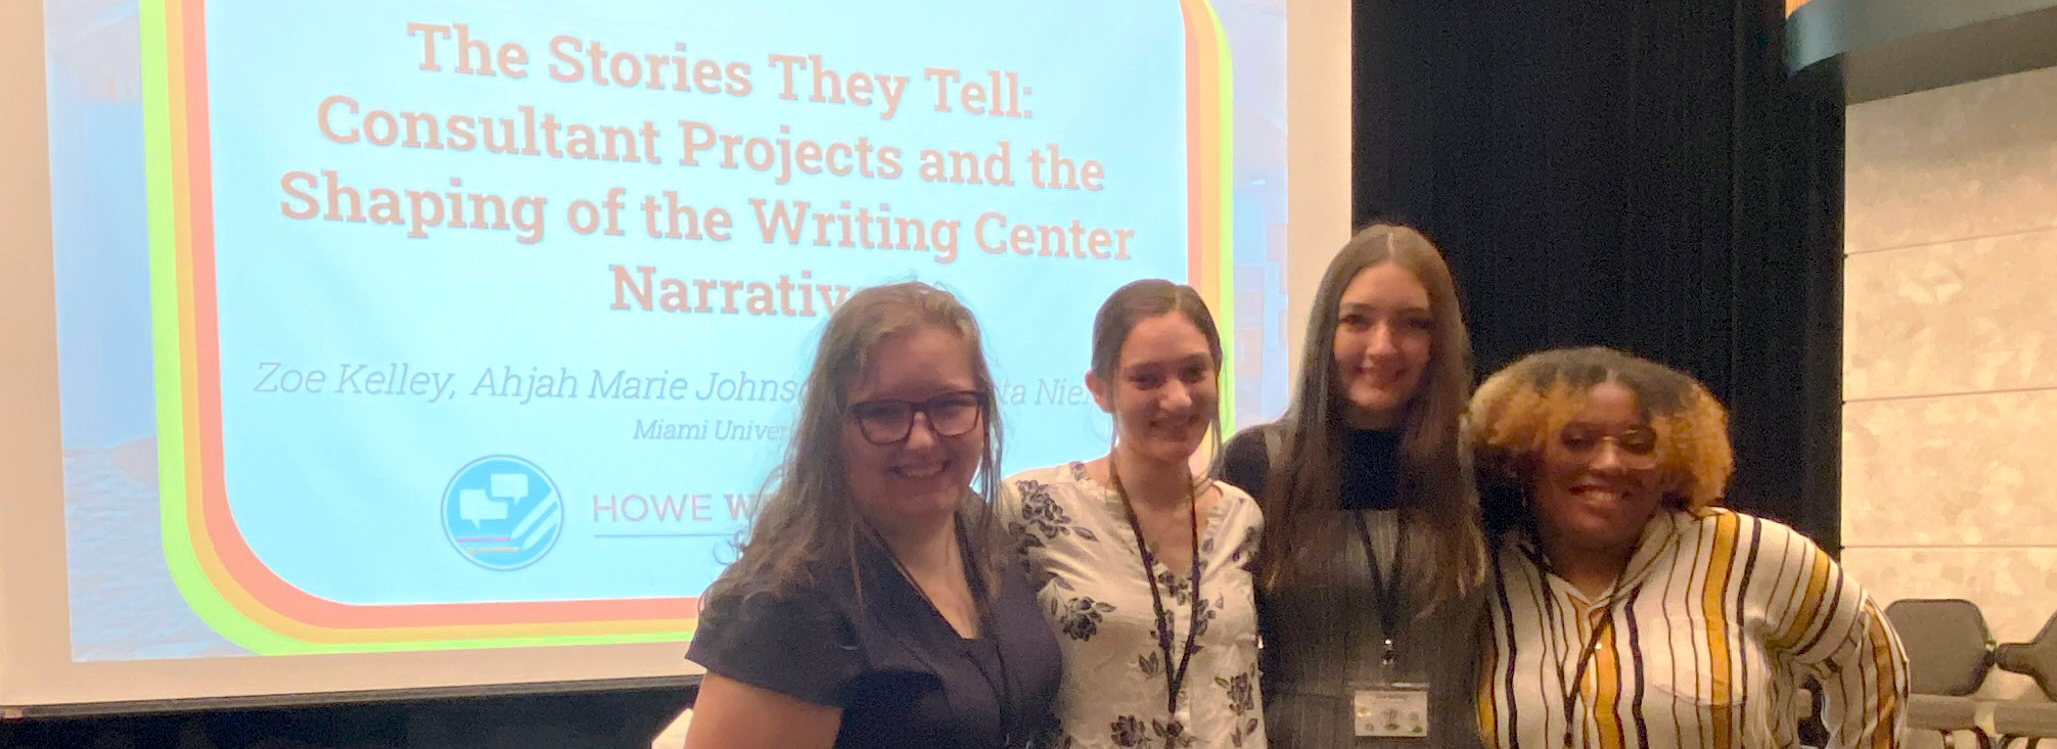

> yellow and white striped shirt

[{"left": 1478, "top": 508, "right": 1907, "bottom": 749}]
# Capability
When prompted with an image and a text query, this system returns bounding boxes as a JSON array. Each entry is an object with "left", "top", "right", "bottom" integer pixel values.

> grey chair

[
  {"left": 1992, "top": 610, "right": 2057, "bottom": 747},
  {"left": 1885, "top": 598, "right": 1996, "bottom": 749}
]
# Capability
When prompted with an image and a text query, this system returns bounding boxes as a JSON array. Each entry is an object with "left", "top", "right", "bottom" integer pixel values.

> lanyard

[
  {"left": 1551, "top": 575, "right": 1644, "bottom": 749},
  {"left": 881, "top": 526, "right": 1020, "bottom": 748},
  {"left": 1533, "top": 526, "right": 1657, "bottom": 749},
  {"left": 1351, "top": 511, "right": 1406, "bottom": 668},
  {"left": 964, "top": 617, "right": 1018, "bottom": 748},
  {"left": 1112, "top": 461, "right": 1203, "bottom": 716},
  {"left": 1556, "top": 603, "right": 1622, "bottom": 749}
]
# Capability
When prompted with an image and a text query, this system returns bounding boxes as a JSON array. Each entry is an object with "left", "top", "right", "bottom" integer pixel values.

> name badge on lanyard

[
  {"left": 1353, "top": 513, "right": 1430, "bottom": 739},
  {"left": 1354, "top": 682, "right": 1430, "bottom": 738}
]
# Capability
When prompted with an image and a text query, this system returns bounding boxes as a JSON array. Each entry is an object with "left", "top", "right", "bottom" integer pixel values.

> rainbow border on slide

[{"left": 142, "top": 0, "right": 1234, "bottom": 653}]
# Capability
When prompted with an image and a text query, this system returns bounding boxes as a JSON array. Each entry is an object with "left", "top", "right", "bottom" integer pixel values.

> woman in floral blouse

[{"left": 998, "top": 279, "right": 1266, "bottom": 749}]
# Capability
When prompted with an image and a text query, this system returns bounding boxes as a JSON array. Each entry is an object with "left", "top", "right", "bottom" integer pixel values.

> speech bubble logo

[
  {"left": 490, "top": 472, "right": 528, "bottom": 501},
  {"left": 458, "top": 488, "right": 508, "bottom": 527},
  {"left": 444, "top": 456, "right": 564, "bottom": 571}
]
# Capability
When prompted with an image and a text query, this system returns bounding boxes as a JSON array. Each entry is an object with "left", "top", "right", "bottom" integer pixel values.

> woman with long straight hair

[
  {"left": 1217, "top": 224, "right": 1488, "bottom": 748},
  {"left": 685, "top": 282, "right": 1061, "bottom": 749}
]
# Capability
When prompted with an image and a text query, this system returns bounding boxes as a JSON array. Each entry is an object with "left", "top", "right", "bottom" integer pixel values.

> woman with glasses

[
  {"left": 1467, "top": 347, "right": 1906, "bottom": 749},
  {"left": 685, "top": 282, "right": 1061, "bottom": 749},
  {"left": 997, "top": 279, "right": 1266, "bottom": 749}
]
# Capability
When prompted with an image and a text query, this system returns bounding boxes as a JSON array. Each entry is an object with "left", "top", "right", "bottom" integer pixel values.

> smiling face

[
  {"left": 840, "top": 325, "right": 984, "bottom": 532},
  {"left": 1529, "top": 381, "right": 1667, "bottom": 559},
  {"left": 1090, "top": 312, "right": 1219, "bottom": 465},
  {"left": 1331, "top": 262, "right": 1435, "bottom": 429}
]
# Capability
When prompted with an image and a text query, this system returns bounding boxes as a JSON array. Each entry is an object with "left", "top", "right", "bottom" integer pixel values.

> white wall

[{"left": 1843, "top": 63, "right": 2057, "bottom": 705}]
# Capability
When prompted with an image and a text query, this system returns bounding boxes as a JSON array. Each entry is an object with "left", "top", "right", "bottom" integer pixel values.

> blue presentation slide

[{"left": 47, "top": 0, "right": 1287, "bottom": 659}]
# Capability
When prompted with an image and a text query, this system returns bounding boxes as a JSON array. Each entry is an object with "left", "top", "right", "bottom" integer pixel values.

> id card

[{"left": 1353, "top": 683, "right": 1429, "bottom": 738}]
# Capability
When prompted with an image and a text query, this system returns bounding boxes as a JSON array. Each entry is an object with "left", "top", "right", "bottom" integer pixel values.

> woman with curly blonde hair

[{"left": 1467, "top": 346, "right": 1907, "bottom": 749}]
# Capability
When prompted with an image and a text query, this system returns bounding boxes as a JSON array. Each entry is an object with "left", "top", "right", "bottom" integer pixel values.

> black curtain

[{"left": 1354, "top": 0, "right": 1847, "bottom": 548}]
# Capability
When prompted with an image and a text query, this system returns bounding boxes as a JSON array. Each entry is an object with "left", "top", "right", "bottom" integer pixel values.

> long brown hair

[
  {"left": 705, "top": 282, "right": 1008, "bottom": 603},
  {"left": 1256, "top": 224, "right": 1486, "bottom": 610}
]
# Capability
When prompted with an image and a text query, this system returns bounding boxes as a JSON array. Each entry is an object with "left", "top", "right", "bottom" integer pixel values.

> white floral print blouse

[{"left": 998, "top": 462, "right": 1267, "bottom": 749}]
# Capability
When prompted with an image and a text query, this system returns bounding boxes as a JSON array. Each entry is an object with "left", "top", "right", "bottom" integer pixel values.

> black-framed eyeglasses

[{"left": 848, "top": 390, "right": 985, "bottom": 445}]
